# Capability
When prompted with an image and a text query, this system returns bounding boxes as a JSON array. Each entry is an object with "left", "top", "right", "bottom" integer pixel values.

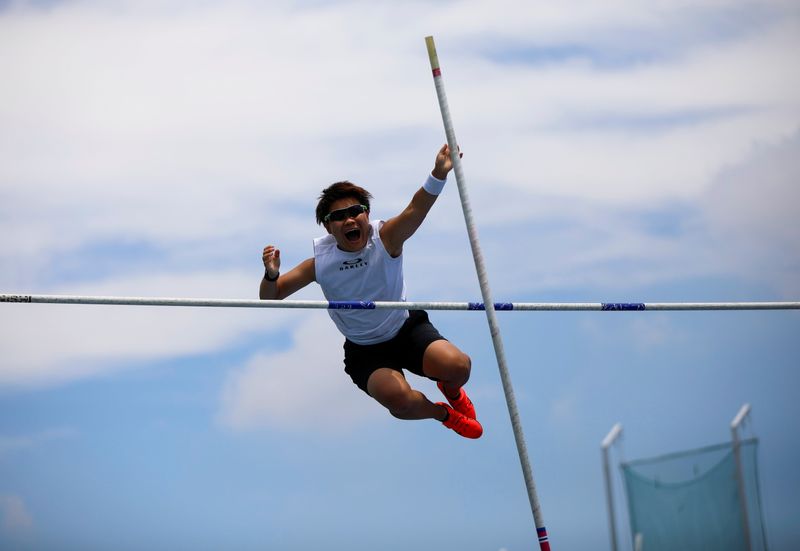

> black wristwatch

[{"left": 264, "top": 270, "right": 279, "bottom": 282}]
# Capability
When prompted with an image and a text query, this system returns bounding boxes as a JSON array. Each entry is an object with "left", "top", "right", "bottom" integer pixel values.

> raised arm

[
  {"left": 260, "top": 245, "right": 315, "bottom": 300},
  {"left": 380, "top": 144, "right": 456, "bottom": 257}
]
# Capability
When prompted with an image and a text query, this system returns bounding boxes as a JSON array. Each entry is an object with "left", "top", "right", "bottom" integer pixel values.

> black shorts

[{"left": 343, "top": 310, "right": 446, "bottom": 395}]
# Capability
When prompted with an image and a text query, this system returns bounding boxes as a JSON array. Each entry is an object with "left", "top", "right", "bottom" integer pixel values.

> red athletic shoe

[
  {"left": 437, "top": 382, "right": 477, "bottom": 419},
  {"left": 438, "top": 403, "right": 483, "bottom": 439}
]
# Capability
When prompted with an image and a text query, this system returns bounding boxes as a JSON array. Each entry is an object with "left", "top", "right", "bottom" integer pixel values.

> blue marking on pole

[
  {"left": 0, "top": 294, "right": 32, "bottom": 303},
  {"left": 328, "top": 301, "right": 376, "bottom": 309},
  {"left": 602, "top": 303, "right": 646, "bottom": 311},
  {"left": 467, "top": 302, "right": 514, "bottom": 310},
  {"left": 537, "top": 525, "right": 549, "bottom": 541}
]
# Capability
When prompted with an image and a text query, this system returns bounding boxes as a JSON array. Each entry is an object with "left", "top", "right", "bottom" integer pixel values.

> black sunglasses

[{"left": 324, "top": 204, "right": 368, "bottom": 223}]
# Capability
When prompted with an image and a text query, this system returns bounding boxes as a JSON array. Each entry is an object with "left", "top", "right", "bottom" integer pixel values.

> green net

[{"left": 621, "top": 439, "right": 767, "bottom": 551}]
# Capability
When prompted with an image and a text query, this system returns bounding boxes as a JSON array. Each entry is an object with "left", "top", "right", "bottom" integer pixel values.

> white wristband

[{"left": 422, "top": 172, "right": 446, "bottom": 196}]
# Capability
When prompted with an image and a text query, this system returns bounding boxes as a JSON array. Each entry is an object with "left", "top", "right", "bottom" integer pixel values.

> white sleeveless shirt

[{"left": 313, "top": 220, "right": 409, "bottom": 344}]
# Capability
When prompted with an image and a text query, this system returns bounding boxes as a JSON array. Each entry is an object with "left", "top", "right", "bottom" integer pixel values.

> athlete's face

[{"left": 323, "top": 198, "right": 370, "bottom": 252}]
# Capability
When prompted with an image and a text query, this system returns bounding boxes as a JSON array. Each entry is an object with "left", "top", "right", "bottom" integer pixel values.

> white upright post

[
  {"left": 425, "top": 35, "right": 550, "bottom": 550},
  {"left": 602, "top": 423, "right": 623, "bottom": 551},
  {"left": 731, "top": 403, "right": 753, "bottom": 551}
]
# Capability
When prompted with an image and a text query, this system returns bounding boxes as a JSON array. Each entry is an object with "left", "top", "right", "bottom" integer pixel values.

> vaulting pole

[{"left": 425, "top": 35, "right": 551, "bottom": 550}]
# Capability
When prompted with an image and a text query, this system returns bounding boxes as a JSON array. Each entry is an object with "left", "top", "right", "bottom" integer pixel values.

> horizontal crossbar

[{"left": 2, "top": 294, "right": 799, "bottom": 311}]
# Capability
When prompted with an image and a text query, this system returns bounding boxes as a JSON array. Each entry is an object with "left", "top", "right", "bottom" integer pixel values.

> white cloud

[
  {"left": 702, "top": 131, "right": 800, "bottom": 296},
  {"left": 432, "top": 129, "right": 800, "bottom": 300},
  {"left": 457, "top": 15, "right": 800, "bottom": 204},
  {"left": 0, "top": 494, "right": 33, "bottom": 533},
  {"left": 0, "top": 270, "right": 304, "bottom": 387},
  {"left": 218, "top": 313, "right": 380, "bottom": 433}
]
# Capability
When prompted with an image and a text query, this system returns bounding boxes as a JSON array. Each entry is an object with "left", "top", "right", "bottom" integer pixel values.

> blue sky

[{"left": 1, "top": 0, "right": 799, "bottom": 549}]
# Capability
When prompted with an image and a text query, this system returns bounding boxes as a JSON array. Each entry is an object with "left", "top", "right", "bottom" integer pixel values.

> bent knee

[
  {"left": 447, "top": 349, "right": 472, "bottom": 381},
  {"left": 458, "top": 351, "right": 472, "bottom": 374},
  {"left": 445, "top": 358, "right": 472, "bottom": 389},
  {"left": 425, "top": 342, "right": 472, "bottom": 385}
]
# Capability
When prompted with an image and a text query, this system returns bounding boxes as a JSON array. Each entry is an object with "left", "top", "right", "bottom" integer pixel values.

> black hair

[{"left": 315, "top": 181, "right": 372, "bottom": 225}]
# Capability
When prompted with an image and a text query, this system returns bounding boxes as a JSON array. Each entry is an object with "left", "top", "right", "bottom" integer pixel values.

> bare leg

[
  {"left": 367, "top": 363, "right": 483, "bottom": 439},
  {"left": 422, "top": 340, "right": 471, "bottom": 399},
  {"left": 367, "top": 368, "right": 446, "bottom": 421}
]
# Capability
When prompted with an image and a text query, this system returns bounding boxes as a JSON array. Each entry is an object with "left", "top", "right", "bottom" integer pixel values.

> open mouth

[{"left": 344, "top": 228, "right": 362, "bottom": 243}]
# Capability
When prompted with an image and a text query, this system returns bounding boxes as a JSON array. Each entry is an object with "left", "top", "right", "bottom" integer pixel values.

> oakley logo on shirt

[{"left": 340, "top": 258, "right": 367, "bottom": 271}]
